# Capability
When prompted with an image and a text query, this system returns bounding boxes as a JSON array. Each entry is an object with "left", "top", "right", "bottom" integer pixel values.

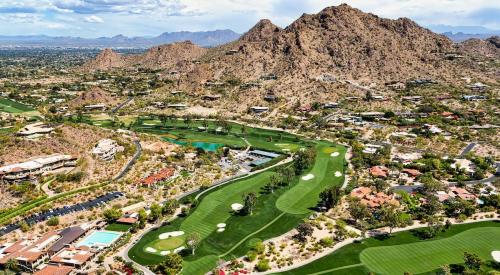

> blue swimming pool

[
  {"left": 162, "top": 137, "right": 223, "bottom": 152},
  {"left": 77, "top": 231, "right": 121, "bottom": 248}
]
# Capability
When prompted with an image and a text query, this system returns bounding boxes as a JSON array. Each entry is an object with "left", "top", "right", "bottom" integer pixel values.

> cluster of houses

[
  {"left": 92, "top": 139, "right": 124, "bottom": 161},
  {"left": 350, "top": 187, "right": 400, "bottom": 208},
  {"left": 0, "top": 223, "right": 107, "bottom": 274},
  {"left": 0, "top": 154, "right": 77, "bottom": 183}
]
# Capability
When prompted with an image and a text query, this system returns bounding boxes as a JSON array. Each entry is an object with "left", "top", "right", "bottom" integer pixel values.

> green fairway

[
  {"left": 360, "top": 227, "right": 500, "bottom": 275},
  {"left": 0, "top": 98, "right": 34, "bottom": 113},
  {"left": 275, "top": 221, "right": 500, "bottom": 275},
  {"left": 128, "top": 141, "right": 346, "bottom": 274},
  {"left": 276, "top": 143, "right": 346, "bottom": 214}
]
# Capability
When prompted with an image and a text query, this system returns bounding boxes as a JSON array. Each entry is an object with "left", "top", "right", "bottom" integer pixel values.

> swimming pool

[{"left": 77, "top": 230, "right": 122, "bottom": 248}]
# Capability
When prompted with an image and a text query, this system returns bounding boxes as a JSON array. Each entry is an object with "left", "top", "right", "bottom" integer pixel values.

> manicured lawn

[
  {"left": 360, "top": 227, "right": 500, "bottom": 275},
  {"left": 150, "top": 236, "right": 186, "bottom": 250},
  {"left": 129, "top": 141, "right": 345, "bottom": 275},
  {"left": 276, "top": 143, "right": 346, "bottom": 215},
  {"left": 275, "top": 221, "right": 500, "bottom": 275},
  {"left": 0, "top": 98, "right": 34, "bottom": 113},
  {"left": 105, "top": 223, "right": 132, "bottom": 232}
]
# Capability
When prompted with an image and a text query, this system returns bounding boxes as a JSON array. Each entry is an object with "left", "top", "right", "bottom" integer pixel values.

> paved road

[
  {"left": 113, "top": 139, "right": 142, "bottom": 181},
  {"left": 111, "top": 97, "right": 133, "bottom": 113},
  {"left": 464, "top": 162, "right": 500, "bottom": 185},
  {"left": 459, "top": 142, "right": 476, "bottom": 158}
]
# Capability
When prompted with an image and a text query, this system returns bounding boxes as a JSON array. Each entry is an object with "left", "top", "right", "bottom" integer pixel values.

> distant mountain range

[
  {"left": 0, "top": 30, "right": 241, "bottom": 48},
  {"left": 426, "top": 24, "right": 500, "bottom": 42}
]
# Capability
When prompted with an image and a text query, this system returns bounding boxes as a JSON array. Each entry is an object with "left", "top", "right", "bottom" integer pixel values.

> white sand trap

[
  {"left": 335, "top": 171, "right": 342, "bottom": 177},
  {"left": 159, "top": 231, "right": 184, "bottom": 240},
  {"left": 331, "top": 152, "right": 340, "bottom": 157},
  {"left": 160, "top": 251, "right": 171, "bottom": 255},
  {"left": 302, "top": 174, "right": 315, "bottom": 181},
  {"left": 492, "top": 251, "right": 500, "bottom": 262},
  {"left": 231, "top": 203, "right": 244, "bottom": 211},
  {"left": 144, "top": 123, "right": 155, "bottom": 126},
  {"left": 145, "top": 247, "right": 157, "bottom": 253},
  {"left": 217, "top": 223, "right": 226, "bottom": 228},
  {"left": 173, "top": 246, "right": 185, "bottom": 253},
  {"left": 217, "top": 228, "right": 225, "bottom": 233}
]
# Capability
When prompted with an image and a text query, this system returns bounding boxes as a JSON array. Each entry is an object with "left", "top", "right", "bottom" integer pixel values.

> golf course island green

[
  {"left": 127, "top": 123, "right": 347, "bottom": 275},
  {"left": 276, "top": 221, "right": 500, "bottom": 275}
]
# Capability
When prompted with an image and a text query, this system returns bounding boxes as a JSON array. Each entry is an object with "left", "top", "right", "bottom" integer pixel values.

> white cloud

[{"left": 84, "top": 15, "right": 103, "bottom": 23}]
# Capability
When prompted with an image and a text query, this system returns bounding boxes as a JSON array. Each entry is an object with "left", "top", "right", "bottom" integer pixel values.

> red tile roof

[
  {"left": 139, "top": 168, "right": 175, "bottom": 186},
  {"left": 402, "top": 168, "right": 421, "bottom": 177},
  {"left": 370, "top": 166, "right": 389, "bottom": 178},
  {"left": 34, "top": 265, "right": 74, "bottom": 275},
  {"left": 116, "top": 217, "right": 138, "bottom": 224}
]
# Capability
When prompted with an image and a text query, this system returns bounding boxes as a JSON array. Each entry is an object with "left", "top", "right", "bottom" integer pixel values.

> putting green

[
  {"left": 0, "top": 98, "right": 34, "bottom": 113},
  {"left": 149, "top": 236, "right": 186, "bottom": 251},
  {"left": 276, "top": 143, "right": 346, "bottom": 215},
  {"left": 360, "top": 227, "right": 500, "bottom": 275}
]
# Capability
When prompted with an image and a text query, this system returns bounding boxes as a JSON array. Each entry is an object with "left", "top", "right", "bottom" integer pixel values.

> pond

[{"left": 163, "top": 137, "right": 223, "bottom": 152}]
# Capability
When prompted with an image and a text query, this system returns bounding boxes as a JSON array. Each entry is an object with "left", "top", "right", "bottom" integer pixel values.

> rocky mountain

[
  {"left": 82, "top": 41, "right": 207, "bottom": 72},
  {"left": 82, "top": 4, "right": 495, "bottom": 86},
  {"left": 0, "top": 30, "right": 240, "bottom": 48},
  {"left": 459, "top": 36, "right": 500, "bottom": 59}
]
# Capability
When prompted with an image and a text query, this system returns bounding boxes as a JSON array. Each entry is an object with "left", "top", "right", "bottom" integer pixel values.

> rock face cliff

[{"left": 82, "top": 4, "right": 494, "bottom": 84}]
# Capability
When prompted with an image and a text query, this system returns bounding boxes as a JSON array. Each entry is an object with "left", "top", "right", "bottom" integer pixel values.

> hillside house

[
  {"left": 467, "top": 82, "right": 488, "bottom": 92},
  {"left": 92, "top": 139, "right": 124, "bottom": 161},
  {"left": 17, "top": 122, "right": 54, "bottom": 139},
  {"left": 50, "top": 246, "right": 94, "bottom": 270},
  {"left": 167, "top": 104, "right": 188, "bottom": 110},
  {"left": 250, "top": 106, "right": 269, "bottom": 114},
  {"left": 370, "top": 166, "right": 389, "bottom": 178},
  {"left": 0, "top": 154, "right": 77, "bottom": 183},
  {"left": 261, "top": 74, "right": 277, "bottom": 81},
  {"left": 324, "top": 102, "right": 340, "bottom": 109},
  {"left": 83, "top": 104, "right": 106, "bottom": 111},
  {"left": 202, "top": 95, "right": 221, "bottom": 101},
  {"left": 463, "top": 95, "right": 487, "bottom": 101}
]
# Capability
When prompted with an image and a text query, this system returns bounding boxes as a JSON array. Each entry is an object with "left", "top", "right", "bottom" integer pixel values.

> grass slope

[
  {"left": 0, "top": 98, "right": 34, "bottom": 113},
  {"left": 275, "top": 221, "right": 500, "bottom": 275},
  {"left": 276, "top": 144, "right": 346, "bottom": 215},
  {"left": 360, "top": 227, "right": 500, "bottom": 275}
]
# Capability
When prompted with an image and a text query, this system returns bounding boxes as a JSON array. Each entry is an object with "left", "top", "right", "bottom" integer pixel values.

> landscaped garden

[{"left": 276, "top": 221, "right": 500, "bottom": 275}]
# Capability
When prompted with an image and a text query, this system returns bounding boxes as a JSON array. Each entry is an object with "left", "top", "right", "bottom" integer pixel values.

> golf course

[
  {"left": 125, "top": 121, "right": 347, "bottom": 274},
  {"left": 276, "top": 221, "right": 500, "bottom": 275},
  {"left": 0, "top": 97, "right": 35, "bottom": 113}
]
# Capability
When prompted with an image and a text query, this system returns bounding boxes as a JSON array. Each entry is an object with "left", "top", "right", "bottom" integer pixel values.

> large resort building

[{"left": 0, "top": 154, "right": 77, "bottom": 183}]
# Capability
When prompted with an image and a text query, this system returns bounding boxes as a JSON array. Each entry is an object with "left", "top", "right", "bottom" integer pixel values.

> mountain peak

[{"left": 240, "top": 19, "right": 281, "bottom": 42}]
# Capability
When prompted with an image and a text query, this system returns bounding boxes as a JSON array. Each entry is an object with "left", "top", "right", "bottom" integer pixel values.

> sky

[{"left": 0, "top": 0, "right": 498, "bottom": 37}]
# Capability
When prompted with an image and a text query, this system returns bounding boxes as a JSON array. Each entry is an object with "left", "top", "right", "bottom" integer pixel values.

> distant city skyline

[{"left": 0, "top": 0, "right": 498, "bottom": 37}]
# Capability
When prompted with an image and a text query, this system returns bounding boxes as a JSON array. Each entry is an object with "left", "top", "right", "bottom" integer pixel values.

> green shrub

[{"left": 255, "top": 259, "right": 270, "bottom": 272}]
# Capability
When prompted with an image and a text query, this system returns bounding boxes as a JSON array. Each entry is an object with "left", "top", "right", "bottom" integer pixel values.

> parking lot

[{"left": 0, "top": 191, "right": 124, "bottom": 236}]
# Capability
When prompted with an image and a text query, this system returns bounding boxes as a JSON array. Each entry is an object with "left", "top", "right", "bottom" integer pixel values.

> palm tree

[{"left": 5, "top": 259, "right": 19, "bottom": 272}]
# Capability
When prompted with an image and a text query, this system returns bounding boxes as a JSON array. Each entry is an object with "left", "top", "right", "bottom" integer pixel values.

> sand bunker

[
  {"left": 231, "top": 203, "right": 244, "bottom": 211},
  {"left": 217, "top": 223, "right": 226, "bottom": 228},
  {"left": 159, "top": 231, "right": 184, "bottom": 240},
  {"left": 493, "top": 251, "right": 500, "bottom": 262},
  {"left": 331, "top": 152, "right": 340, "bottom": 157},
  {"left": 302, "top": 174, "right": 315, "bottom": 181},
  {"left": 217, "top": 228, "right": 225, "bottom": 233},
  {"left": 160, "top": 251, "right": 171, "bottom": 255},
  {"left": 145, "top": 247, "right": 157, "bottom": 253},
  {"left": 335, "top": 171, "right": 342, "bottom": 177}
]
